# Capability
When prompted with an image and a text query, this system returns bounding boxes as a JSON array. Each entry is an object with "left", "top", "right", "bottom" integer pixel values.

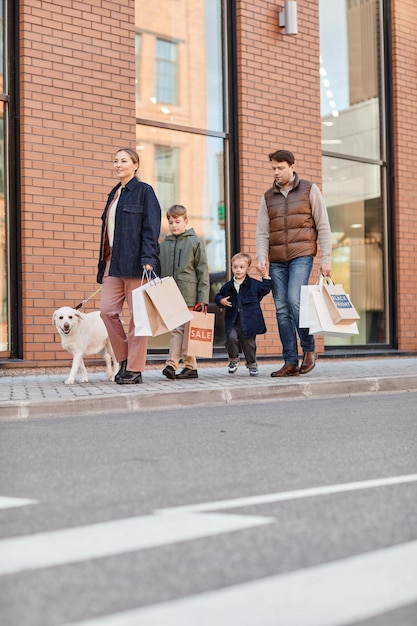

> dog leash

[{"left": 74, "top": 286, "right": 103, "bottom": 310}]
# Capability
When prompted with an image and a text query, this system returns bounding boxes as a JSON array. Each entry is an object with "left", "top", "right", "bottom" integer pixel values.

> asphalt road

[{"left": 1, "top": 392, "right": 417, "bottom": 625}]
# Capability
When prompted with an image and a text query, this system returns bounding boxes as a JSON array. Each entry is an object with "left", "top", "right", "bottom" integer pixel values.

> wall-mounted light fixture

[{"left": 279, "top": 1, "right": 298, "bottom": 35}]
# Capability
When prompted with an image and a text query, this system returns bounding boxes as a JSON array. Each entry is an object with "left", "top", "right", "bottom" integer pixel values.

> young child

[
  {"left": 215, "top": 252, "right": 272, "bottom": 376},
  {"left": 159, "top": 204, "right": 210, "bottom": 380}
]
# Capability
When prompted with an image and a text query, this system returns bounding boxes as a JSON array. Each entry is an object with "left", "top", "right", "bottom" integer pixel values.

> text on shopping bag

[
  {"left": 183, "top": 312, "right": 215, "bottom": 357},
  {"left": 323, "top": 281, "right": 360, "bottom": 325}
]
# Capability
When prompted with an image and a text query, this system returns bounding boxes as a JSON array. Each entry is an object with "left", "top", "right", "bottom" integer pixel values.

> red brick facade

[
  {"left": 391, "top": 0, "right": 417, "bottom": 348},
  {"left": 20, "top": 0, "right": 136, "bottom": 362},
  {"left": 13, "top": 0, "right": 417, "bottom": 365}
]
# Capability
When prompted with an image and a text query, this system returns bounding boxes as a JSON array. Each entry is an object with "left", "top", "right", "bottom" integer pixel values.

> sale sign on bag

[
  {"left": 182, "top": 311, "right": 215, "bottom": 358},
  {"left": 322, "top": 278, "right": 360, "bottom": 325}
]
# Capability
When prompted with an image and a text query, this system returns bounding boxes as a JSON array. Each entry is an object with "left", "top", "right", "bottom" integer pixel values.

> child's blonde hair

[
  {"left": 231, "top": 252, "right": 252, "bottom": 266},
  {"left": 166, "top": 204, "right": 188, "bottom": 219}
]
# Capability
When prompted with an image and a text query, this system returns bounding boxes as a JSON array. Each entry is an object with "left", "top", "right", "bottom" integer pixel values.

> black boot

[{"left": 114, "top": 359, "right": 127, "bottom": 383}]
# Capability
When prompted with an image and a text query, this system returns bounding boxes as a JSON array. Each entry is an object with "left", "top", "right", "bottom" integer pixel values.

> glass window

[
  {"left": 320, "top": 0, "right": 388, "bottom": 348},
  {"left": 319, "top": 0, "right": 382, "bottom": 161},
  {"left": 136, "top": 126, "right": 226, "bottom": 273},
  {"left": 323, "top": 157, "right": 387, "bottom": 346},
  {"left": 135, "top": 0, "right": 227, "bottom": 349},
  {"left": 135, "top": 1, "right": 225, "bottom": 133},
  {"left": 155, "top": 145, "right": 179, "bottom": 210},
  {"left": 136, "top": 125, "right": 227, "bottom": 349},
  {"left": 0, "top": 0, "right": 7, "bottom": 355},
  {"left": 0, "top": 106, "right": 6, "bottom": 353},
  {"left": 155, "top": 39, "right": 178, "bottom": 105}
]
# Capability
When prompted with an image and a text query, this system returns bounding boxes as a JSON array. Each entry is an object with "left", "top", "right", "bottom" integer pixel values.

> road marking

[
  {"left": 0, "top": 511, "right": 273, "bottom": 576},
  {"left": 0, "top": 496, "right": 37, "bottom": 510},
  {"left": 157, "top": 473, "right": 417, "bottom": 514},
  {"left": 63, "top": 539, "right": 417, "bottom": 626}
]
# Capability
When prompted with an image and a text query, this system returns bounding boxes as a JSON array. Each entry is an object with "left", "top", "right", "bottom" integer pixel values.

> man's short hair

[{"left": 268, "top": 150, "right": 295, "bottom": 165}]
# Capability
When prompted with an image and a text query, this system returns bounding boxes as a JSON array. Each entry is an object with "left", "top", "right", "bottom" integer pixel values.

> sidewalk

[{"left": 1, "top": 356, "right": 416, "bottom": 420}]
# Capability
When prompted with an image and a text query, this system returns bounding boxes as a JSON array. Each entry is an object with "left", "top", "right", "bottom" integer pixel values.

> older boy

[{"left": 159, "top": 205, "right": 210, "bottom": 379}]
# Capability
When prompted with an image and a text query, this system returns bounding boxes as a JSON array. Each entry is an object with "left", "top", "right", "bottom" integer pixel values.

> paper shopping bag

[
  {"left": 299, "top": 283, "right": 321, "bottom": 328},
  {"left": 182, "top": 311, "right": 215, "bottom": 358},
  {"left": 310, "top": 289, "right": 359, "bottom": 337},
  {"left": 322, "top": 280, "right": 360, "bottom": 325},
  {"left": 132, "top": 282, "right": 171, "bottom": 337},
  {"left": 144, "top": 276, "right": 193, "bottom": 331}
]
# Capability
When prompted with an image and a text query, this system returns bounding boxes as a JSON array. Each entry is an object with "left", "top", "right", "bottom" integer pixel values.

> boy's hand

[{"left": 220, "top": 296, "right": 232, "bottom": 307}]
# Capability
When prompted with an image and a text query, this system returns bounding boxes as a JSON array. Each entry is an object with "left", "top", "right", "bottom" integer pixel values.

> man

[{"left": 256, "top": 149, "right": 332, "bottom": 377}]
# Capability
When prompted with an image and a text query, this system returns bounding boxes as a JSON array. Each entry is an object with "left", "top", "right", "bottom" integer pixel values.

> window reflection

[
  {"left": 320, "top": 0, "right": 387, "bottom": 347},
  {"left": 323, "top": 157, "right": 386, "bottom": 346},
  {"left": 137, "top": 126, "right": 227, "bottom": 348},
  {"left": 135, "top": 0, "right": 224, "bottom": 133},
  {"left": 135, "top": 0, "right": 227, "bottom": 349},
  {"left": 155, "top": 39, "right": 178, "bottom": 105},
  {"left": 0, "top": 107, "right": 6, "bottom": 352},
  {"left": 319, "top": 0, "right": 381, "bottom": 160}
]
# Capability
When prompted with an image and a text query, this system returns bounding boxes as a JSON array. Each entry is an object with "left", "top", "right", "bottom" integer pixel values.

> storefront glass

[
  {"left": 0, "top": 1, "right": 7, "bottom": 355},
  {"left": 135, "top": 0, "right": 227, "bottom": 349},
  {"left": 320, "top": 0, "right": 387, "bottom": 346},
  {"left": 323, "top": 157, "right": 387, "bottom": 345}
]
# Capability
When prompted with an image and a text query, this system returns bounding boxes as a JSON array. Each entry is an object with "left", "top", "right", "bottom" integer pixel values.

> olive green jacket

[{"left": 159, "top": 228, "right": 210, "bottom": 306}]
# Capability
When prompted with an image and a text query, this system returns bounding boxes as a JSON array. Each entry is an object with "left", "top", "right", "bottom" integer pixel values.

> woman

[{"left": 97, "top": 148, "right": 161, "bottom": 384}]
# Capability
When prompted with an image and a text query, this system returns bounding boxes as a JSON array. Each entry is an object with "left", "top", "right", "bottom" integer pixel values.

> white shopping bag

[
  {"left": 132, "top": 281, "right": 169, "bottom": 337},
  {"left": 299, "top": 282, "right": 321, "bottom": 328}
]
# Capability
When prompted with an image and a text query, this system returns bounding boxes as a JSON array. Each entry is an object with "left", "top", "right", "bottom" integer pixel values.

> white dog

[{"left": 53, "top": 306, "right": 118, "bottom": 385}]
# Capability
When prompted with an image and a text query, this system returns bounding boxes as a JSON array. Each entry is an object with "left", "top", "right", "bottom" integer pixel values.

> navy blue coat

[
  {"left": 97, "top": 177, "right": 161, "bottom": 284},
  {"left": 215, "top": 275, "right": 272, "bottom": 338}
]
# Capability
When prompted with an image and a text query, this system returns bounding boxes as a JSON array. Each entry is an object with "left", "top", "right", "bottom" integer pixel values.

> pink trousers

[{"left": 100, "top": 261, "right": 148, "bottom": 372}]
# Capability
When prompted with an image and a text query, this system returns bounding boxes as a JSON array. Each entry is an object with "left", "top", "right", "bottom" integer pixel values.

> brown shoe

[
  {"left": 270, "top": 363, "right": 300, "bottom": 377},
  {"left": 300, "top": 351, "right": 316, "bottom": 374}
]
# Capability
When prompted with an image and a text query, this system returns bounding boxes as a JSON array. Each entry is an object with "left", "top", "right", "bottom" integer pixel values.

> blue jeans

[{"left": 270, "top": 257, "right": 315, "bottom": 364}]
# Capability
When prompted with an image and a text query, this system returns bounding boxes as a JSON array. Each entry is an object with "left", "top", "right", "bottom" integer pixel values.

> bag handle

[
  {"left": 141, "top": 269, "right": 161, "bottom": 286},
  {"left": 316, "top": 275, "right": 333, "bottom": 291}
]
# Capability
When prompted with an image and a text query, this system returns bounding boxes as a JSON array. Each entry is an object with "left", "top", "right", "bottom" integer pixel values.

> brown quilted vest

[{"left": 265, "top": 174, "right": 317, "bottom": 262}]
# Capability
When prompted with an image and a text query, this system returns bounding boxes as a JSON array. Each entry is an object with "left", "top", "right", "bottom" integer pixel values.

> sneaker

[
  {"left": 228, "top": 361, "right": 238, "bottom": 374},
  {"left": 162, "top": 365, "right": 176, "bottom": 380},
  {"left": 249, "top": 367, "right": 259, "bottom": 377}
]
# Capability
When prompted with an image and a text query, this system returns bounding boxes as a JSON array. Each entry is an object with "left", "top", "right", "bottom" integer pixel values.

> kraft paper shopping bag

[
  {"left": 144, "top": 276, "right": 193, "bottom": 331},
  {"left": 132, "top": 281, "right": 171, "bottom": 337},
  {"left": 310, "top": 289, "right": 359, "bottom": 337},
  {"left": 322, "top": 280, "right": 360, "bottom": 325},
  {"left": 182, "top": 311, "right": 215, "bottom": 358}
]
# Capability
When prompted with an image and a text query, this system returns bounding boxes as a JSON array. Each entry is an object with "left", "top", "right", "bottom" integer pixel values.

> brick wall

[
  {"left": 391, "top": 0, "right": 417, "bottom": 350},
  {"left": 20, "top": 0, "right": 136, "bottom": 362},
  {"left": 235, "top": 0, "right": 324, "bottom": 356}
]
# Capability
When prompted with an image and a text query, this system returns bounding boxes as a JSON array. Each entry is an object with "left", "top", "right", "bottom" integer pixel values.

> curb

[{"left": 2, "top": 374, "right": 417, "bottom": 420}]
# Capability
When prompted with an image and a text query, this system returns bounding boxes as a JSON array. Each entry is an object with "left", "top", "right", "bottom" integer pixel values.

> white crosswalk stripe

[
  {"left": 63, "top": 540, "right": 417, "bottom": 626},
  {"left": 0, "top": 511, "right": 274, "bottom": 576},
  {"left": 0, "top": 496, "right": 37, "bottom": 509},
  {"left": 2, "top": 475, "right": 417, "bottom": 625}
]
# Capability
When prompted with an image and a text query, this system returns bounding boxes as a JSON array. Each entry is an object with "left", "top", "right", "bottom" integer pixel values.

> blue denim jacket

[{"left": 97, "top": 177, "right": 161, "bottom": 283}]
